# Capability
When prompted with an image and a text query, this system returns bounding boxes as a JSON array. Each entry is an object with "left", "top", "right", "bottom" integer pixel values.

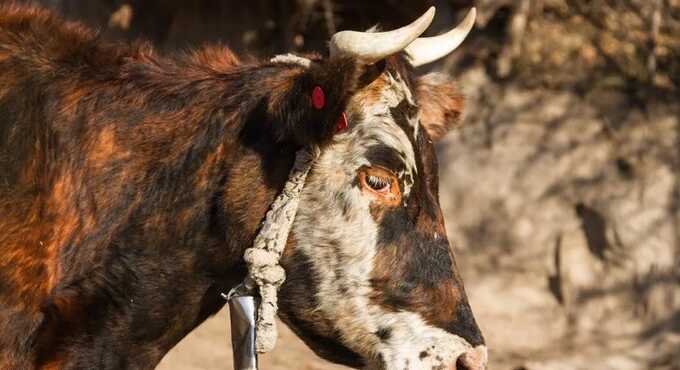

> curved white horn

[
  {"left": 330, "top": 7, "right": 435, "bottom": 64},
  {"left": 405, "top": 7, "right": 476, "bottom": 67}
]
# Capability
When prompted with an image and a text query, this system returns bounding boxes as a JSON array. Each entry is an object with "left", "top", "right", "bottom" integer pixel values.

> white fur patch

[{"left": 386, "top": 72, "right": 420, "bottom": 139}]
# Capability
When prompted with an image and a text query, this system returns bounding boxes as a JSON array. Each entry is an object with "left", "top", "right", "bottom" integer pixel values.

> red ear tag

[
  {"left": 312, "top": 86, "right": 325, "bottom": 110},
  {"left": 336, "top": 112, "right": 348, "bottom": 133}
]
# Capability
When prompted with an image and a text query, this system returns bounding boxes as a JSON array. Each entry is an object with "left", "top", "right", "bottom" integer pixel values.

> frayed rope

[{"left": 227, "top": 147, "right": 317, "bottom": 353}]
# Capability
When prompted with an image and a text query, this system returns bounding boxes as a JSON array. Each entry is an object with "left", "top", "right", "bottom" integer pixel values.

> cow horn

[
  {"left": 405, "top": 7, "right": 476, "bottom": 67},
  {"left": 329, "top": 7, "right": 435, "bottom": 64}
]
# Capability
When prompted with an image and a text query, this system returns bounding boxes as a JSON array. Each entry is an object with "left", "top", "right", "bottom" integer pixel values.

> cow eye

[
  {"left": 366, "top": 175, "right": 390, "bottom": 192},
  {"left": 358, "top": 166, "right": 401, "bottom": 205}
]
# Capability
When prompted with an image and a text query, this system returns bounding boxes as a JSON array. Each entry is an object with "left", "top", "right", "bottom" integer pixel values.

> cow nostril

[{"left": 455, "top": 346, "right": 488, "bottom": 370}]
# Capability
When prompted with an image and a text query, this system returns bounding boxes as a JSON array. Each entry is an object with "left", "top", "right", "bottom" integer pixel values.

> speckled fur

[{"left": 278, "top": 57, "right": 484, "bottom": 369}]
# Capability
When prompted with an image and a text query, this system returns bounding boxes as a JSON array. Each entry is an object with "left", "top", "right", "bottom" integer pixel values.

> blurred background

[{"left": 19, "top": 0, "right": 680, "bottom": 369}]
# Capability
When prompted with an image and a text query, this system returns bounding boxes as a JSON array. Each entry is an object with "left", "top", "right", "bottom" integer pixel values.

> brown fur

[
  {"left": 416, "top": 73, "right": 465, "bottom": 140},
  {"left": 0, "top": 3, "right": 365, "bottom": 368},
  {"left": 0, "top": 3, "right": 481, "bottom": 369}
]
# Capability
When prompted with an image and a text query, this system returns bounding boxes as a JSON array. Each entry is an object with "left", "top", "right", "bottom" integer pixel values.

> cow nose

[{"left": 454, "top": 345, "right": 488, "bottom": 370}]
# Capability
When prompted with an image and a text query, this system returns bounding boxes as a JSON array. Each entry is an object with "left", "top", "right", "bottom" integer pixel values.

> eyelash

[{"left": 366, "top": 175, "right": 391, "bottom": 192}]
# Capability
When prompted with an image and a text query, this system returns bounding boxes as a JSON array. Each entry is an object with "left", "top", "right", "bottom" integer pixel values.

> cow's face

[{"left": 278, "top": 9, "right": 486, "bottom": 367}]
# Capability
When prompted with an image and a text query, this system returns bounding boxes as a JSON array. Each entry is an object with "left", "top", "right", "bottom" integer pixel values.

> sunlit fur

[{"left": 0, "top": 4, "right": 481, "bottom": 369}]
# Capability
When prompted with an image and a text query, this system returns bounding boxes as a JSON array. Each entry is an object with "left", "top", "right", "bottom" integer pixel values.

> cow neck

[{"left": 226, "top": 146, "right": 316, "bottom": 353}]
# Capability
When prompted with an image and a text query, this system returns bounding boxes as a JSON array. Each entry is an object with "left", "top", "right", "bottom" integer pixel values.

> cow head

[{"left": 276, "top": 7, "right": 486, "bottom": 370}]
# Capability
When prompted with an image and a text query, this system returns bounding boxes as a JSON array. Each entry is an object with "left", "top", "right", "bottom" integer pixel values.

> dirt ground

[{"left": 157, "top": 311, "right": 349, "bottom": 370}]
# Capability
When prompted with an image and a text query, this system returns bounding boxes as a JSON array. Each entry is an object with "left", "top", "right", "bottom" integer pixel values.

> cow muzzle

[
  {"left": 455, "top": 345, "right": 488, "bottom": 370},
  {"left": 363, "top": 335, "right": 487, "bottom": 370}
]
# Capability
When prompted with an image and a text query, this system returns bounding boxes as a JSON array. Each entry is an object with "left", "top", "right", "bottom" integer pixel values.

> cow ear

[
  {"left": 267, "top": 56, "right": 364, "bottom": 146},
  {"left": 415, "top": 73, "right": 464, "bottom": 141}
]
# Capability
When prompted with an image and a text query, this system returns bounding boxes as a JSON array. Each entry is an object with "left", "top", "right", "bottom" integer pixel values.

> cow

[{"left": 0, "top": 3, "right": 486, "bottom": 370}]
